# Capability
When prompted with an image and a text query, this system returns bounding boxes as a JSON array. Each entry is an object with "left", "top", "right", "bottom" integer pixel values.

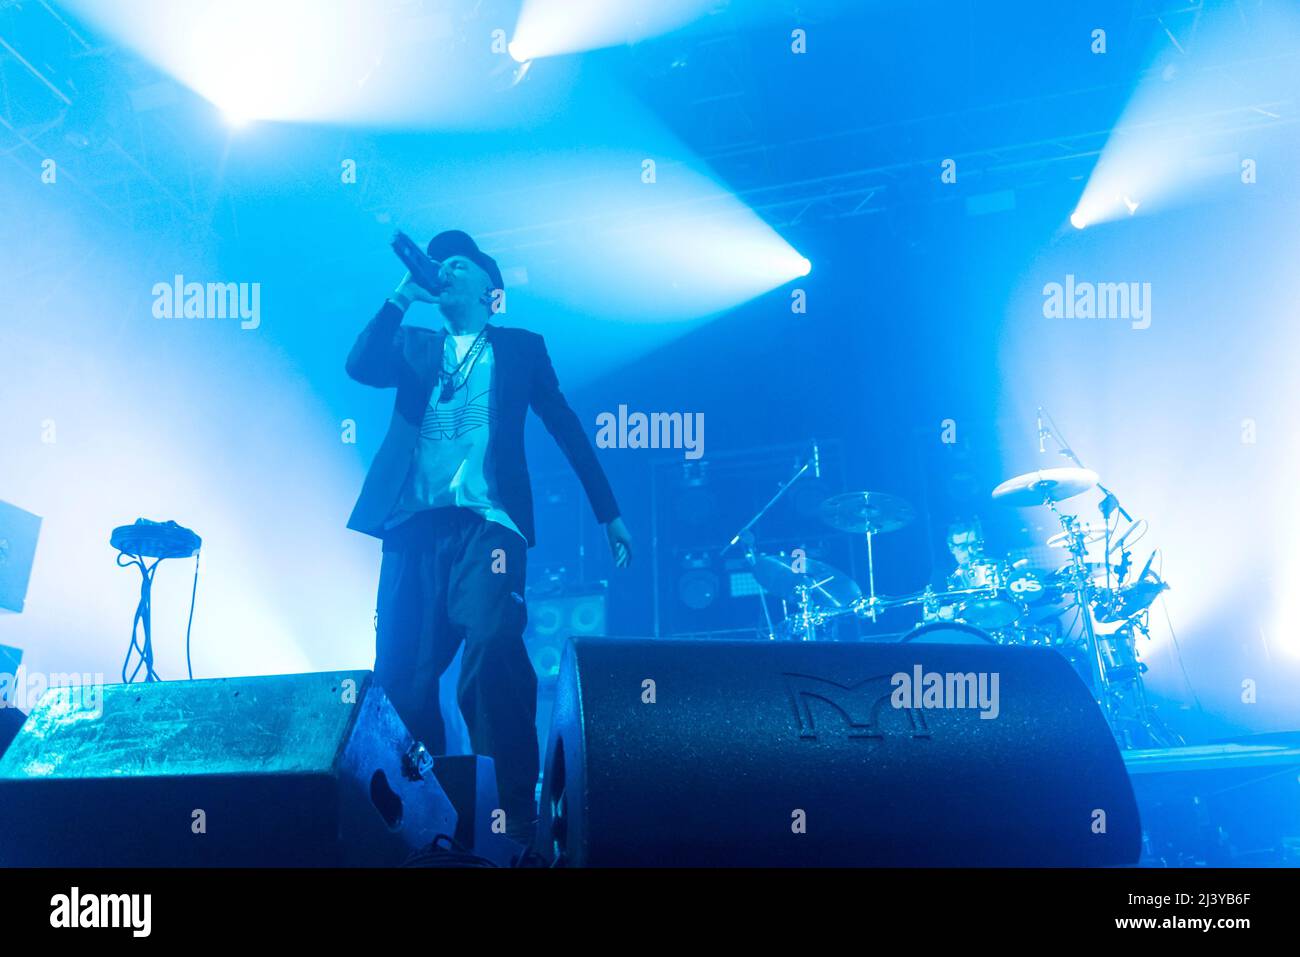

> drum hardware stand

[
  {"left": 1050, "top": 505, "right": 1115, "bottom": 727},
  {"left": 1033, "top": 408, "right": 1173, "bottom": 748},
  {"left": 724, "top": 446, "right": 820, "bottom": 640},
  {"left": 863, "top": 528, "right": 879, "bottom": 621},
  {"left": 1097, "top": 616, "right": 1184, "bottom": 748},
  {"left": 790, "top": 584, "right": 817, "bottom": 641}
]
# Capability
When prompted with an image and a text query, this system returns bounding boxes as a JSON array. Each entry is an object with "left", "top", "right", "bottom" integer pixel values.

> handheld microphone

[
  {"left": 390, "top": 230, "right": 447, "bottom": 296},
  {"left": 812, "top": 439, "right": 821, "bottom": 480}
]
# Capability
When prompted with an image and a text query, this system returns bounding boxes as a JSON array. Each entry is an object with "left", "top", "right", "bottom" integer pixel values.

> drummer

[
  {"left": 945, "top": 517, "right": 989, "bottom": 588},
  {"left": 921, "top": 517, "right": 990, "bottom": 623}
]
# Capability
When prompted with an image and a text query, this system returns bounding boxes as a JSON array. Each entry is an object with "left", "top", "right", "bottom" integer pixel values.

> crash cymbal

[
  {"left": 991, "top": 467, "right": 1099, "bottom": 507},
  {"left": 819, "top": 491, "right": 915, "bottom": 535},
  {"left": 752, "top": 553, "right": 862, "bottom": 609}
]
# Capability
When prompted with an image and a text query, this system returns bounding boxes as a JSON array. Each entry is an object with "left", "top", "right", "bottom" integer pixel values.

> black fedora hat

[{"left": 425, "top": 229, "right": 504, "bottom": 292}]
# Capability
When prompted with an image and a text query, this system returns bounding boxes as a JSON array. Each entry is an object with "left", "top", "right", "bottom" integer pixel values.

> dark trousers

[{"left": 374, "top": 507, "right": 537, "bottom": 828}]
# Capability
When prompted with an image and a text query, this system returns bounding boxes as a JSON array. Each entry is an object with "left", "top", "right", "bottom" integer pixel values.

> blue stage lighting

[
  {"left": 511, "top": 0, "right": 720, "bottom": 60},
  {"left": 1072, "top": 3, "right": 1300, "bottom": 228}
]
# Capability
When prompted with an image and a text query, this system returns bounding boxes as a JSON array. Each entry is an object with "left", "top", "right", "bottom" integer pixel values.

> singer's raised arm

[{"left": 345, "top": 299, "right": 408, "bottom": 388}]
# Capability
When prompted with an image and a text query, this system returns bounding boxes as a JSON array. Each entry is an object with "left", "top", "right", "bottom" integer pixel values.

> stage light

[
  {"left": 797, "top": 257, "right": 812, "bottom": 277},
  {"left": 1069, "top": 211, "right": 1086, "bottom": 230},
  {"left": 1071, "top": 3, "right": 1300, "bottom": 228},
  {"left": 62, "top": 0, "right": 525, "bottom": 128}
]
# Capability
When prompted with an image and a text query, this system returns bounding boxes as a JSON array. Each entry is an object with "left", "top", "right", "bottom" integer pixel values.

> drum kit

[{"left": 737, "top": 420, "right": 1176, "bottom": 747}]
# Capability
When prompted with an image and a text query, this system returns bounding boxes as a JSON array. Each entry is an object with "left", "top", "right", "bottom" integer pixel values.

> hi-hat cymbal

[
  {"left": 991, "top": 467, "right": 1098, "bottom": 507},
  {"left": 819, "top": 491, "right": 915, "bottom": 534},
  {"left": 751, "top": 553, "right": 862, "bottom": 609},
  {"left": 1046, "top": 523, "right": 1109, "bottom": 548}
]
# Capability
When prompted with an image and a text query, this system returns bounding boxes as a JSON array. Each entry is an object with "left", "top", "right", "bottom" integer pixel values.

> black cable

[
  {"left": 1157, "top": 580, "right": 1204, "bottom": 714},
  {"left": 120, "top": 553, "right": 164, "bottom": 684},
  {"left": 119, "top": 553, "right": 147, "bottom": 684},
  {"left": 184, "top": 551, "right": 201, "bottom": 680},
  {"left": 401, "top": 833, "right": 497, "bottom": 868}
]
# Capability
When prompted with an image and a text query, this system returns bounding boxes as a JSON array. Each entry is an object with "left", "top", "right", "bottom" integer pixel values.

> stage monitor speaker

[
  {"left": 0, "top": 501, "right": 41, "bottom": 615},
  {"left": 539, "top": 638, "right": 1141, "bottom": 866},
  {"left": 0, "top": 670, "right": 457, "bottom": 866}
]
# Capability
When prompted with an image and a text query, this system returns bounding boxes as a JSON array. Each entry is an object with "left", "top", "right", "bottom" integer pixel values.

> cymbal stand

[
  {"left": 791, "top": 584, "right": 817, "bottom": 641},
  {"left": 1050, "top": 504, "right": 1114, "bottom": 725},
  {"left": 863, "top": 528, "right": 880, "bottom": 621}
]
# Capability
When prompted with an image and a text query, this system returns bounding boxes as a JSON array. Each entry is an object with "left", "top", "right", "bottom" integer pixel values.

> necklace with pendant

[{"left": 438, "top": 329, "right": 488, "bottom": 403}]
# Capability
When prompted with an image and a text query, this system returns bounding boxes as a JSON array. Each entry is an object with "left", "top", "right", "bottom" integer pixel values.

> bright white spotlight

[
  {"left": 62, "top": 0, "right": 504, "bottom": 128},
  {"left": 797, "top": 257, "right": 812, "bottom": 277},
  {"left": 507, "top": 39, "right": 529, "bottom": 63},
  {"left": 1069, "top": 211, "right": 1086, "bottom": 230},
  {"left": 1069, "top": 3, "right": 1300, "bottom": 230}
]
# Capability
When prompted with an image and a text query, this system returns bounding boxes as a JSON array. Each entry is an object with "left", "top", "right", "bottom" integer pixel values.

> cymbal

[
  {"left": 819, "top": 491, "right": 915, "bottom": 534},
  {"left": 1046, "top": 523, "right": 1109, "bottom": 548},
  {"left": 752, "top": 553, "right": 862, "bottom": 609},
  {"left": 991, "top": 467, "right": 1098, "bottom": 507}
]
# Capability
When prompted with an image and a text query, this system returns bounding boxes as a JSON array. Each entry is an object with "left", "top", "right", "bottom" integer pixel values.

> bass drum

[{"left": 901, "top": 622, "right": 997, "bottom": 644}]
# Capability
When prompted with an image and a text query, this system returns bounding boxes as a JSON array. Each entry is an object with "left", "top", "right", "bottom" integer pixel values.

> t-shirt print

[{"left": 422, "top": 385, "right": 494, "bottom": 440}]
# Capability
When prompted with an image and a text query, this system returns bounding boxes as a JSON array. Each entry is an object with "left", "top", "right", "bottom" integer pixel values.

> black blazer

[{"left": 345, "top": 301, "right": 619, "bottom": 546}]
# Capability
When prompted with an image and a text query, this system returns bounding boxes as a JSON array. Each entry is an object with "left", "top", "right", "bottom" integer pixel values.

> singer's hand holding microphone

[
  {"left": 391, "top": 270, "right": 439, "bottom": 311},
  {"left": 388, "top": 229, "right": 447, "bottom": 311}
]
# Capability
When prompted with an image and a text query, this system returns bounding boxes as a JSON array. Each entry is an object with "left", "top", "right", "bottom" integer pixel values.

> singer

[{"left": 345, "top": 229, "right": 632, "bottom": 844}]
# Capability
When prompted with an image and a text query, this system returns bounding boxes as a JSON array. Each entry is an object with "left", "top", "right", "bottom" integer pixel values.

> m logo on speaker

[{"left": 784, "top": 673, "right": 930, "bottom": 746}]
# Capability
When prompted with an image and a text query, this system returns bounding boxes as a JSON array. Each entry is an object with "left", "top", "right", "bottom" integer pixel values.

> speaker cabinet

[
  {"left": 0, "top": 670, "right": 457, "bottom": 866},
  {"left": 539, "top": 638, "right": 1140, "bottom": 866}
]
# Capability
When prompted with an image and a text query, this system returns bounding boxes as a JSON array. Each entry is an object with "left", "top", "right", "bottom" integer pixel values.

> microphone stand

[
  {"left": 723, "top": 447, "right": 819, "bottom": 640},
  {"left": 723, "top": 445, "right": 819, "bottom": 554}
]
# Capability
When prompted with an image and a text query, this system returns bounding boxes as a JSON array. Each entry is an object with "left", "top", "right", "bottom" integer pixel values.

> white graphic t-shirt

[{"left": 386, "top": 332, "right": 523, "bottom": 538}]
